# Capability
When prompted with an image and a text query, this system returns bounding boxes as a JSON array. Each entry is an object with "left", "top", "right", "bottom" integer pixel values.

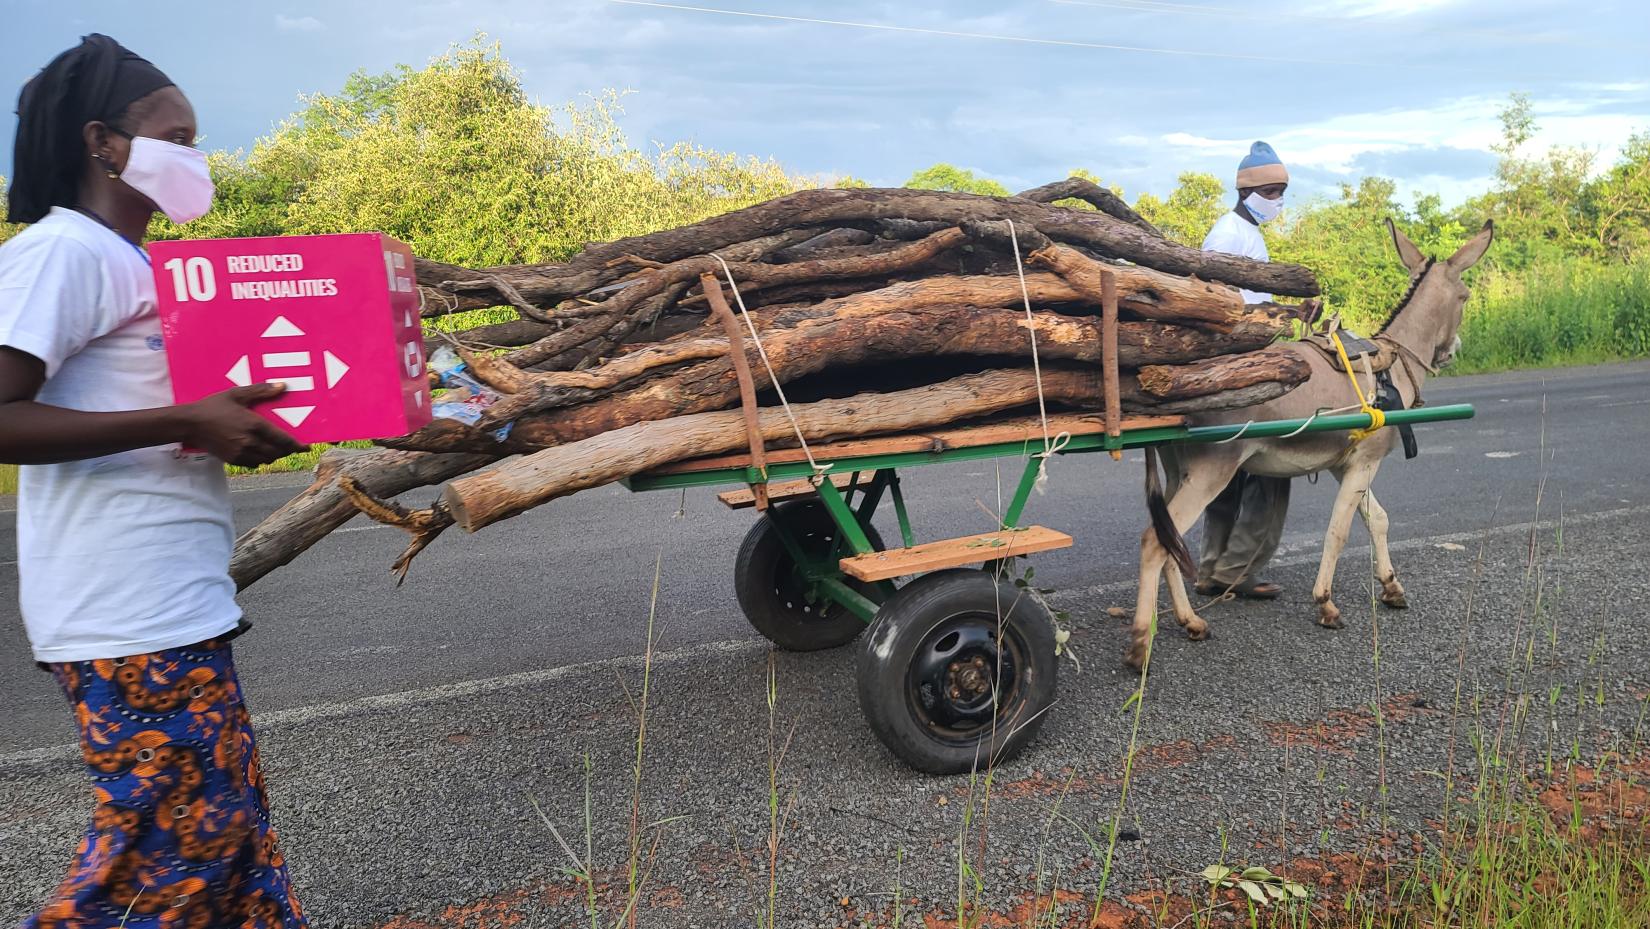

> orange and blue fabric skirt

[{"left": 27, "top": 637, "right": 307, "bottom": 929}]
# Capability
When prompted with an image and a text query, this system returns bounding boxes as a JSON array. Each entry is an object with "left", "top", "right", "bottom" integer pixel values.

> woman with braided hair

[{"left": 1, "top": 35, "right": 308, "bottom": 928}]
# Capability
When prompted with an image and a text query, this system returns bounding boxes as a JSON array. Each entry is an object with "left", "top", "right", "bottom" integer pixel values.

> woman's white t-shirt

[{"left": 0, "top": 207, "right": 240, "bottom": 663}]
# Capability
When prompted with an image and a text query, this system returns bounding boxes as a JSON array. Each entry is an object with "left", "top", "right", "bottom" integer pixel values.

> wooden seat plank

[{"left": 840, "top": 526, "right": 1073, "bottom": 582}]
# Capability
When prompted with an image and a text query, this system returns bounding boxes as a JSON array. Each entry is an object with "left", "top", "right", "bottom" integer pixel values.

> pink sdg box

[{"left": 151, "top": 233, "right": 432, "bottom": 445}]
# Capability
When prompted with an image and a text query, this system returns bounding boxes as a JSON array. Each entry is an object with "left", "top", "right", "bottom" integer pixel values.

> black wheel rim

[
  {"left": 906, "top": 611, "right": 1027, "bottom": 742},
  {"left": 771, "top": 519, "right": 845, "bottom": 620}
]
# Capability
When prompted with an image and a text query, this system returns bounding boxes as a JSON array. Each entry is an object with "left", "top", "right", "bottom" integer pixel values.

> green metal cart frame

[{"left": 623, "top": 404, "right": 1474, "bottom": 774}]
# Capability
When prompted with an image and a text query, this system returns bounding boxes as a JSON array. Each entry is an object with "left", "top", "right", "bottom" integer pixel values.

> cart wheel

[
  {"left": 857, "top": 570, "right": 1057, "bottom": 775},
  {"left": 735, "top": 499, "right": 885, "bottom": 652}
]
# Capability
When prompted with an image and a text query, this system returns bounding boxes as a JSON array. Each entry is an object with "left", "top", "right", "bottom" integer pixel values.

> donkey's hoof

[
  {"left": 1122, "top": 641, "right": 1149, "bottom": 671},
  {"left": 1317, "top": 602, "right": 1343, "bottom": 629},
  {"left": 1381, "top": 589, "right": 1410, "bottom": 610},
  {"left": 1185, "top": 618, "right": 1210, "bottom": 641}
]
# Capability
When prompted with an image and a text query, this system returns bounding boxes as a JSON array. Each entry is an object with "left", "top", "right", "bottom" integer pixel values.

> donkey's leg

[
  {"left": 1164, "top": 560, "right": 1208, "bottom": 640},
  {"left": 1128, "top": 462, "right": 1235, "bottom": 668},
  {"left": 1359, "top": 491, "right": 1408, "bottom": 609},
  {"left": 1313, "top": 459, "right": 1382, "bottom": 629}
]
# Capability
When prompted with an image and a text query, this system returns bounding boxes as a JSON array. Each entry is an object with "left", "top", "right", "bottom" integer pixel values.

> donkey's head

[{"left": 1380, "top": 218, "right": 1494, "bottom": 370}]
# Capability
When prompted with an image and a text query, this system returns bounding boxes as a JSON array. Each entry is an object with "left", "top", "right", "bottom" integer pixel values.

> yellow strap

[{"left": 1331, "top": 330, "right": 1386, "bottom": 441}]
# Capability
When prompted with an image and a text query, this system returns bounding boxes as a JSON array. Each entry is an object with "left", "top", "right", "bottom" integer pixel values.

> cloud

[
  {"left": 1329, "top": 0, "right": 1459, "bottom": 16},
  {"left": 275, "top": 14, "right": 324, "bottom": 32}
]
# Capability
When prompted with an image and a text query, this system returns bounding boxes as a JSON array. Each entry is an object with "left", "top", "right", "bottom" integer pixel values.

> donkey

[{"left": 1124, "top": 219, "right": 1494, "bottom": 669}]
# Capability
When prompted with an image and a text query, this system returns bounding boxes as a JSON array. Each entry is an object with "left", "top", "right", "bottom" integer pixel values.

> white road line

[
  {"left": 0, "top": 639, "right": 767, "bottom": 768},
  {"left": 1600, "top": 398, "right": 1650, "bottom": 408},
  {"left": 5, "top": 503, "right": 1649, "bottom": 771},
  {"left": 1049, "top": 502, "right": 1650, "bottom": 606}
]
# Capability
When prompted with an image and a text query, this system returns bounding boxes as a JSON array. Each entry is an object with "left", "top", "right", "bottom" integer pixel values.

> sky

[{"left": 3, "top": 0, "right": 1647, "bottom": 210}]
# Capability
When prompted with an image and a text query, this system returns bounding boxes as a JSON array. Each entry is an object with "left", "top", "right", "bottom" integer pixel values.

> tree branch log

[
  {"left": 1016, "top": 177, "right": 1163, "bottom": 238},
  {"left": 414, "top": 188, "right": 1319, "bottom": 312},
  {"left": 1134, "top": 345, "right": 1311, "bottom": 400}
]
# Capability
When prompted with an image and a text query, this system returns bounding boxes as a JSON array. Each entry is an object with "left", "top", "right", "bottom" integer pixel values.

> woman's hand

[{"left": 178, "top": 384, "right": 309, "bottom": 467}]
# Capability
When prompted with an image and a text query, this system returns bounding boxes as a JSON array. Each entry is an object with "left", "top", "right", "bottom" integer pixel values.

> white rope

[
  {"left": 1215, "top": 401, "right": 1363, "bottom": 445},
  {"left": 711, "top": 254, "right": 831, "bottom": 480},
  {"left": 1212, "top": 420, "right": 1255, "bottom": 444},
  {"left": 1005, "top": 220, "right": 1070, "bottom": 494}
]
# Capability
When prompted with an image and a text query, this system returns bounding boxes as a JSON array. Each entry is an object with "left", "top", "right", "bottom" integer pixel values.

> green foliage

[
  {"left": 1132, "top": 171, "right": 1225, "bottom": 247},
  {"left": 1453, "top": 260, "right": 1650, "bottom": 374},
  {"left": 902, "top": 163, "right": 1011, "bottom": 197},
  {"left": 161, "top": 40, "right": 804, "bottom": 266},
  {"left": 0, "top": 176, "right": 18, "bottom": 247},
  {"left": 1267, "top": 176, "right": 1422, "bottom": 331}
]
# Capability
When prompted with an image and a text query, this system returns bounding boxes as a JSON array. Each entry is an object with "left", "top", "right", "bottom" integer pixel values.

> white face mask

[
  {"left": 1243, "top": 191, "right": 1283, "bottom": 223},
  {"left": 120, "top": 136, "right": 215, "bottom": 224}
]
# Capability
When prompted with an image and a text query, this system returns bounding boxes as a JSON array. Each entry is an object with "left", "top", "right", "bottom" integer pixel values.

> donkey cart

[{"left": 623, "top": 403, "right": 1474, "bottom": 774}]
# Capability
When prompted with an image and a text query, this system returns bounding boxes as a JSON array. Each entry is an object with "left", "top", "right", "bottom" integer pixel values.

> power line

[{"left": 603, "top": 0, "right": 1407, "bottom": 68}]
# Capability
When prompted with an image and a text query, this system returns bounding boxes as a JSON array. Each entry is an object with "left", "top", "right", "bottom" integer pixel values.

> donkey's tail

[{"left": 1144, "top": 446, "right": 1196, "bottom": 580}]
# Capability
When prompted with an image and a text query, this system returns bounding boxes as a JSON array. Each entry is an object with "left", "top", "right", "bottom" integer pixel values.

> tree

[
  {"left": 903, "top": 163, "right": 1011, "bottom": 197},
  {"left": 1132, "top": 172, "right": 1226, "bottom": 247},
  {"left": 0, "top": 177, "right": 17, "bottom": 247},
  {"left": 1582, "top": 131, "right": 1650, "bottom": 260},
  {"left": 179, "top": 40, "right": 803, "bottom": 266},
  {"left": 1267, "top": 176, "right": 1419, "bottom": 329}
]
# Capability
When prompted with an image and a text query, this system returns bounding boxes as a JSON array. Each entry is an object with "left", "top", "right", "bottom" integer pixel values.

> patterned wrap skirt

[{"left": 26, "top": 638, "right": 307, "bottom": 929}]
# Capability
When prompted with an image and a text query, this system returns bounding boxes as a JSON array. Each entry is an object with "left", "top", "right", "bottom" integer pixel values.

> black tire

[
  {"left": 734, "top": 499, "right": 885, "bottom": 651},
  {"left": 856, "top": 569, "right": 1057, "bottom": 774}
]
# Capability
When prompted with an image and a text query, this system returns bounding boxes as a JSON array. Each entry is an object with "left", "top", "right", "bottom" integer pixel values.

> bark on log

[
  {"left": 229, "top": 448, "right": 495, "bottom": 590},
  {"left": 1128, "top": 379, "right": 1293, "bottom": 412},
  {"left": 441, "top": 368, "right": 1115, "bottom": 532},
  {"left": 769, "top": 227, "right": 877, "bottom": 262},
  {"left": 1016, "top": 178, "right": 1162, "bottom": 238},
  {"left": 1134, "top": 346, "right": 1311, "bottom": 400},
  {"left": 710, "top": 271, "right": 1284, "bottom": 335},
  {"left": 414, "top": 188, "right": 1319, "bottom": 310},
  {"left": 475, "top": 303, "right": 1291, "bottom": 437},
  {"left": 1028, "top": 243, "right": 1252, "bottom": 330},
  {"left": 426, "top": 318, "right": 555, "bottom": 353}
]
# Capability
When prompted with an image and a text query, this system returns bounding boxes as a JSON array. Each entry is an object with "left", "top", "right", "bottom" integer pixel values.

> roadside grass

[
  {"left": 1451, "top": 260, "right": 1650, "bottom": 375},
  {"left": 511, "top": 399, "right": 1650, "bottom": 929}
]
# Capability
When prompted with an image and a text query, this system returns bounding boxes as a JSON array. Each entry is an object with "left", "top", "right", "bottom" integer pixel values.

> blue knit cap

[{"left": 1236, "top": 141, "right": 1288, "bottom": 189}]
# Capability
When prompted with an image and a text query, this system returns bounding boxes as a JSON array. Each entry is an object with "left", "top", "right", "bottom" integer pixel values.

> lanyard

[{"left": 74, "top": 207, "right": 151, "bottom": 266}]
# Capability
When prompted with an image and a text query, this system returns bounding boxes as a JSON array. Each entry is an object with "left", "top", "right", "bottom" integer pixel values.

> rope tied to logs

[
  {"left": 1005, "top": 219, "right": 1071, "bottom": 494},
  {"left": 710, "top": 253, "right": 832, "bottom": 481}
]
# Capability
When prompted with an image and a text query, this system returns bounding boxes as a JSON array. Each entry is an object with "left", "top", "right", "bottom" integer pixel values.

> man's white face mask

[{"left": 1244, "top": 191, "right": 1283, "bottom": 223}]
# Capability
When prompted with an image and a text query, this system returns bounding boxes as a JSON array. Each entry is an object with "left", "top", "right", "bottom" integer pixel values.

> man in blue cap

[{"left": 1194, "top": 141, "right": 1292, "bottom": 599}]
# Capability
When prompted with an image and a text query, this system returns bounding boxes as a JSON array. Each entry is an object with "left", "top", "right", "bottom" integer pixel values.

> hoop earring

[{"left": 92, "top": 152, "right": 119, "bottom": 179}]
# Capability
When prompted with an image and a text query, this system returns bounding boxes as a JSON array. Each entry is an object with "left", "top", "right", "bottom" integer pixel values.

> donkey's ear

[
  {"left": 1387, "top": 218, "right": 1428, "bottom": 276},
  {"left": 1447, "top": 219, "right": 1494, "bottom": 273}
]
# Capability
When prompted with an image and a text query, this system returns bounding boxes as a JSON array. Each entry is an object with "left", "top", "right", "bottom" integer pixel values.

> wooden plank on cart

[
  {"left": 647, "top": 413, "right": 1185, "bottom": 476},
  {"left": 717, "top": 473, "right": 857, "bottom": 510},
  {"left": 840, "top": 526, "right": 1074, "bottom": 582}
]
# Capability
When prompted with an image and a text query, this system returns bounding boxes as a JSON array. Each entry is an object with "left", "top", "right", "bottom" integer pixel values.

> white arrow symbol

[
  {"left": 272, "top": 406, "right": 315, "bottom": 428},
  {"left": 323, "top": 350, "right": 350, "bottom": 388},
  {"left": 262, "top": 316, "right": 305, "bottom": 338},
  {"left": 226, "top": 356, "right": 252, "bottom": 387}
]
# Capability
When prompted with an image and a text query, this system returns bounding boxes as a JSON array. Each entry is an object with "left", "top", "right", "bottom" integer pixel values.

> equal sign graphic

[{"left": 224, "top": 316, "right": 350, "bottom": 428}]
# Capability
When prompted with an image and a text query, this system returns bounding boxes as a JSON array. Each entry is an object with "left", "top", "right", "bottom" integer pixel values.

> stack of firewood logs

[{"left": 231, "top": 179, "right": 1320, "bottom": 585}]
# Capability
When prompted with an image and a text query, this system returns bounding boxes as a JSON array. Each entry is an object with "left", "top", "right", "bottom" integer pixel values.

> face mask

[
  {"left": 1243, "top": 191, "right": 1283, "bottom": 223},
  {"left": 120, "top": 136, "right": 215, "bottom": 224}
]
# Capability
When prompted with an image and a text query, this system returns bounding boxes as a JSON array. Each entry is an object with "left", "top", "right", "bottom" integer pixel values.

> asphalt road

[{"left": 2, "top": 361, "right": 1647, "bottom": 926}]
